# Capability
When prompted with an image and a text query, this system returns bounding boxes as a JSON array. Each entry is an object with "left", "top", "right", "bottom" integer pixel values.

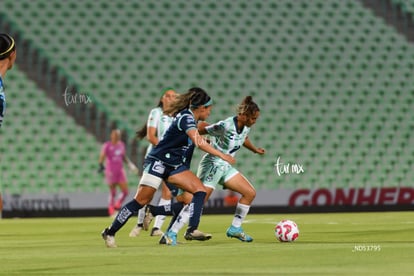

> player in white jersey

[
  {"left": 163, "top": 96, "right": 264, "bottom": 244},
  {"left": 129, "top": 88, "right": 176, "bottom": 237}
]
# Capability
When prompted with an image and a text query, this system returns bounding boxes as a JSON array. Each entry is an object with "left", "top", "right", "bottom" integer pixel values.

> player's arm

[
  {"left": 187, "top": 128, "right": 235, "bottom": 165},
  {"left": 146, "top": 108, "right": 161, "bottom": 145},
  {"left": 98, "top": 147, "right": 106, "bottom": 173},
  {"left": 123, "top": 155, "right": 139, "bottom": 175},
  {"left": 146, "top": 126, "right": 158, "bottom": 146},
  {"left": 243, "top": 136, "right": 265, "bottom": 155},
  {"left": 197, "top": 121, "right": 210, "bottom": 135}
]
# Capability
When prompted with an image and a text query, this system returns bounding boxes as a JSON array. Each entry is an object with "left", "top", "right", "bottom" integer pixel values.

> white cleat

[
  {"left": 129, "top": 226, "right": 143, "bottom": 237},
  {"left": 102, "top": 228, "right": 117, "bottom": 248}
]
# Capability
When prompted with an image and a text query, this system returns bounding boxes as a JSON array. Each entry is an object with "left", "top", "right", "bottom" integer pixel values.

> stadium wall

[{"left": 3, "top": 186, "right": 414, "bottom": 218}]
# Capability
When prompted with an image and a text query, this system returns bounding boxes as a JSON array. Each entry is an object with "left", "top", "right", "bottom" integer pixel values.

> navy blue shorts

[{"left": 143, "top": 157, "right": 188, "bottom": 181}]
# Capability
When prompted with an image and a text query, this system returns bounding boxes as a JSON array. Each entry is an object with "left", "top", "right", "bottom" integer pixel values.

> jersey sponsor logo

[{"left": 152, "top": 160, "right": 166, "bottom": 174}]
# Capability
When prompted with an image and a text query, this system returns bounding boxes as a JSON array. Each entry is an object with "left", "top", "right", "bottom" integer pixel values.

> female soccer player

[
  {"left": 101, "top": 87, "right": 235, "bottom": 248},
  {"left": 162, "top": 96, "right": 265, "bottom": 244},
  {"left": 129, "top": 88, "right": 177, "bottom": 237},
  {"left": 98, "top": 129, "right": 138, "bottom": 216},
  {"left": 0, "top": 33, "right": 16, "bottom": 216},
  {"left": 0, "top": 33, "right": 17, "bottom": 128}
]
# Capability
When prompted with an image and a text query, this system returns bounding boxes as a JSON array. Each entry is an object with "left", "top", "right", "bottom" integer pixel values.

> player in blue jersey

[
  {"left": 160, "top": 96, "right": 265, "bottom": 244},
  {"left": 129, "top": 88, "right": 178, "bottom": 237},
  {"left": 101, "top": 87, "right": 235, "bottom": 248},
  {"left": 0, "top": 33, "right": 17, "bottom": 128},
  {"left": 0, "top": 33, "right": 16, "bottom": 216}
]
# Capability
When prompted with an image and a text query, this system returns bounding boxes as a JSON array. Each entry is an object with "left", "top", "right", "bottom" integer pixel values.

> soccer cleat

[
  {"left": 159, "top": 234, "right": 167, "bottom": 245},
  {"left": 226, "top": 226, "right": 253, "bottom": 242},
  {"left": 129, "top": 225, "right": 143, "bottom": 237},
  {"left": 150, "top": 227, "right": 164, "bottom": 237},
  {"left": 143, "top": 206, "right": 154, "bottom": 231},
  {"left": 101, "top": 228, "right": 117, "bottom": 248},
  {"left": 164, "top": 230, "right": 177, "bottom": 246},
  {"left": 184, "top": 229, "right": 212, "bottom": 241}
]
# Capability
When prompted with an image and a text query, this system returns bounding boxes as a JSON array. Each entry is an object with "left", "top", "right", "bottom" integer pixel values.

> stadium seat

[{"left": 1, "top": 0, "right": 413, "bottom": 193}]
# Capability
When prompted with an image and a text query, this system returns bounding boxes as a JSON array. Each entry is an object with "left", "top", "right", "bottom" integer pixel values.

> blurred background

[{"left": 0, "top": 0, "right": 413, "bottom": 217}]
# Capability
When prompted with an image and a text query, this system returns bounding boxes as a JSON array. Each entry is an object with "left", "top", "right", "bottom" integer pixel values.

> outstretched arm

[
  {"left": 187, "top": 128, "right": 235, "bottom": 164},
  {"left": 243, "top": 136, "right": 265, "bottom": 155}
]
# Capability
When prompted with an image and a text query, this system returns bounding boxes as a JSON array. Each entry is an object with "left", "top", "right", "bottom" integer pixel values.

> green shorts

[{"left": 196, "top": 155, "right": 239, "bottom": 190}]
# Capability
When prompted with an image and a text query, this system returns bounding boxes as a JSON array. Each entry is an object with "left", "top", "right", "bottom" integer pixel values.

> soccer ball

[{"left": 275, "top": 219, "right": 299, "bottom": 242}]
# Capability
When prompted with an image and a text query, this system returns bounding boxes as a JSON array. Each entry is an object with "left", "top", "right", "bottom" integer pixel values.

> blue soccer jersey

[
  {"left": 148, "top": 109, "right": 197, "bottom": 167},
  {"left": 0, "top": 76, "right": 6, "bottom": 128}
]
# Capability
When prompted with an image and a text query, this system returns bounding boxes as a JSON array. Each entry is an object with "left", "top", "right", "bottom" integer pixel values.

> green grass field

[{"left": 1, "top": 212, "right": 413, "bottom": 275}]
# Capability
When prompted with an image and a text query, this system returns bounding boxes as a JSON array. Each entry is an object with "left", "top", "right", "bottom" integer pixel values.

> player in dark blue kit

[
  {"left": 0, "top": 33, "right": 16, "bottom": 128},
  {"left": 102, "top": 87, "right": 235, "bottom": 248},
  {"left": 0, "top": 33, "right": 16, "bottom": 215}
]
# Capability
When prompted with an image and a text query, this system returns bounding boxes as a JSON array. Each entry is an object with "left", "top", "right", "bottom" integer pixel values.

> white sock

[
  {"left": 170, "top": 204, "right": 190, "bottom": 233},
  {"left": 231, "top": 203, "right": 250, "bottom": 228},
  {"left": 137, "top": 207, "right": 146, "bottom": 225},
  {"left": 153, "top": 198, "right": 170, "bottom": 229}
]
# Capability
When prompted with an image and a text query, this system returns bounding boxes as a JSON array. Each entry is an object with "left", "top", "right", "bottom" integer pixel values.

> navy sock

[
  {"left": 107, "top": 200, "right": 143, "bottom": 236},
  {"left": 187, "top": 191, "right": 206, "bottom": 233},
  {"left": 150, "top": 202, "right": 184, "bottom": 216}
]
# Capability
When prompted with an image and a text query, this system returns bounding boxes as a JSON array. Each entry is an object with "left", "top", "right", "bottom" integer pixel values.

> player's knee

[
  {"left": 134, "top": 186, "right": 156, "bottom": 205},
  {"left": 161, "top": 188, "right": 172, "bottom": 199},
  {"left": 194, "top": 185, "right": 207, "bottom": 194},
  {"left": 245, "top": 188, "right": 256, "bottom": 202}
]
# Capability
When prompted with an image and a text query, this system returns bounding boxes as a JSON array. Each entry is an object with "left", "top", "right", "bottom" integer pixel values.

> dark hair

[
  {"left": 164, "top": 87, "right": 211, "bottom": 116},
  {"left": 0, "top": 33, "right": 15, "bottom": 60},
  {"left": 237, "top": 96, "right": 260, "bottom": 116},
  {"left": 136, "top": 88, "right": 176, "bottom": 140}
]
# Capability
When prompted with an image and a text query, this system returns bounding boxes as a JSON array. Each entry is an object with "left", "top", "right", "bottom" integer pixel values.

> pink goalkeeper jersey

[{"left": 101, "top": 141, "right": 125, "bottom": 172}]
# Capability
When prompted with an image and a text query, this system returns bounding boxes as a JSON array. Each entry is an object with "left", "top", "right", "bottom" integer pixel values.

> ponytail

[
  {"left": 237, "top": 96, "right": 260, "bottom": 116},
  {"left": 164, "top": 87, "right": 211, "bottom": 116}
]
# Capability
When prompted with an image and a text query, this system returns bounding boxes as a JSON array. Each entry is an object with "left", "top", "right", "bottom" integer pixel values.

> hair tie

[{"left": 0, "top": 34, "right": 15, "bottom": 60}]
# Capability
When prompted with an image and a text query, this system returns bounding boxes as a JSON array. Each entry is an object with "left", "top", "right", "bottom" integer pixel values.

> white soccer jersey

[
  {"left": 145, "top": 107, "right": 173, "bottom": 156},
  {"left": 205, "top": 116, "right": 250, "bottom": 157}
]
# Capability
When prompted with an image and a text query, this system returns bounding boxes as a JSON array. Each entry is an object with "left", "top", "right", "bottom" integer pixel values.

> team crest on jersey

[{"left": 152, "top": 160, "right": 165, "bottom": 174}]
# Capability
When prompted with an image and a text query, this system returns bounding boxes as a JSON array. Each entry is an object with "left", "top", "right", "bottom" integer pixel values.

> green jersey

[
  {"left": 197, "top": 116, "right": 250, "bottom": 187},
  {"left": 205, "top": 116, "right": 250, "bottom": 157}
]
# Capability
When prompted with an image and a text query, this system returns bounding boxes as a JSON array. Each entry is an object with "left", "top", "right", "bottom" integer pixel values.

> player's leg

[
  {"left": 114, "top": 181, "right": 129, "bottom": 210},
  {"left": 108, "top": 183, "right": 117, "bottom": 216},
  {"left": 223, "top": 172, "right": 256, "bottom": 242},
  {"left": 144, "top": 182, "right": 186, "bottom": 236},
  {"left": 102, "top": 171, "right": 162, "bottom": 248},
  {"left": 165, "top": 187, "right": 213, "bottom": 244},
  {"left": 166, "top": 170, "right": 211, "bottom": 242},
  {"left": 129, "top": 207, "right": 146, "bottom": 237},
  {"left": 151, "top": 182, "right": 172, "bottom": 236}
]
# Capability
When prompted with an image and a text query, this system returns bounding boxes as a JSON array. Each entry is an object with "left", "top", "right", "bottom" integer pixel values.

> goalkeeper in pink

[{"left": 99, "top": 129, "right": 138, "bottom": 216}]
